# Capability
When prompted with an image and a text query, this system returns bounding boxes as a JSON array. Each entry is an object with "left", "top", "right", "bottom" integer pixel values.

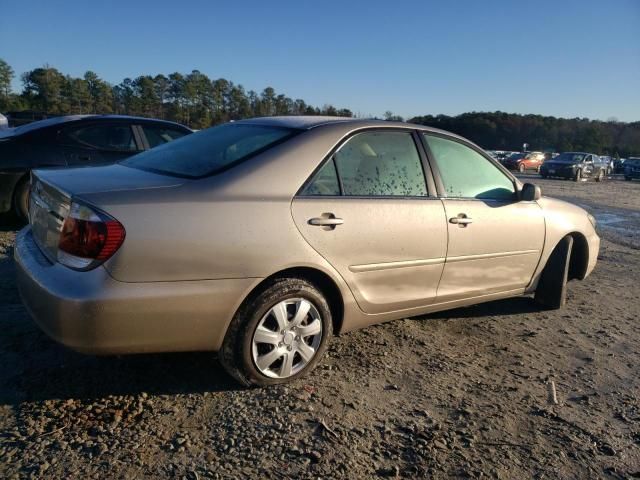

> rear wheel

[
  {"left": 13, "top": 176, "right": 30, "bottom": 222},
  {"left": 518, "top": 163, "right": 526, "bottom": 173},
  {"left": 219, "top": 277, "right": 332, "bottom": 386},
  {"left": 534, "top": 236, "right": 573, "bottom": 310},
  {"left": 595, "top": 169, "right": 604, "bottom": 182}
]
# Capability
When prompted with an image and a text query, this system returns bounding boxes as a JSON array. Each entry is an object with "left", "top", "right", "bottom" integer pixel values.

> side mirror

[{"left": 521, "top": 183, "right": 541, "bottom": 201}]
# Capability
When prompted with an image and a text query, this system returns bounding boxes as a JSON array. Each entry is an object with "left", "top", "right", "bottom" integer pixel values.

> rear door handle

[
  {"left": 449, "top": 213, "right": 473, "bottom": 227},
  {"left": 309, "top": 217, "right": 344, "bottom": 226},
  {"left": 309, "top": 213, "right": 343, "bottom": 230}
]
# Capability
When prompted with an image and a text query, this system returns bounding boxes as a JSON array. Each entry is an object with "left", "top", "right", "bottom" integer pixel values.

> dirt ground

[{"left": 0, "top": 175, "right": 639, "bottom": 479}]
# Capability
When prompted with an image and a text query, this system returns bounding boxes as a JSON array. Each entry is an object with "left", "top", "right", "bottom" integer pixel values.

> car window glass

[
  {"left": 424, "top": 134, "right": 515, "bottom": 200},
  {"left": 69, "top": 124, "right": 137, "bottom": 151},
  {"left": 142, "top": 125, "right": 188, "bottom": 148},
  {"left": 122, "top": 124, "right": 297, "bottom": 178},
  {"left": 333, "top": 131, "right": 427, "bottom": 197},
  {"left": 301, "top": 159, "right": 341, "bottom": 196}
]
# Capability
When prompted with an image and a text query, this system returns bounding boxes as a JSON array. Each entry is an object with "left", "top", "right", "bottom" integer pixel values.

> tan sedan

[{"left": 15, "top": 117, "right": 600, "bottom": 385}]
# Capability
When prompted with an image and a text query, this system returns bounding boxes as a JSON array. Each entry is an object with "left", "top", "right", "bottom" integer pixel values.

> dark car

[
  {"left": 0, "top": 115, "right": 192, "bottom": 220},
  {"left": 503, "top": 151, "right": 545, "bottom": 173},
  {"left": 614, "top": 158, "right": 627, "bottom": 174},
  {"left": 540, "top": 152, "right": 606, "bottom": 182},
  {"left": 624, "top": 158, "right": 640, "bottom": 181}
]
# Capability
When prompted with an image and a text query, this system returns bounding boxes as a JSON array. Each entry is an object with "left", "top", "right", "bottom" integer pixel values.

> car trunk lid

[{"left": 28, "top": 164, "right": 186, "bottom": 264}]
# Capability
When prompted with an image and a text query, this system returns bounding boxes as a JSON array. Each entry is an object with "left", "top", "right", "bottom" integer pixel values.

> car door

[
  {"left": 532, "top": 152, "right": 544, "bottom": 169},
  {"left": 291, "top": 129, "right": 448, "bottom": 314},
  {"left": 422, "top": 133, "right": 545, "bottom": 302},
  {"left": 62, "top": 122, "right": 142, "bottom": 166}
]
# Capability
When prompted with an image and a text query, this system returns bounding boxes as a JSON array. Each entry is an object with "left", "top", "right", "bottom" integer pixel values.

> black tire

[
  {"left": 518, "top": 163, "right": 526, "bottom": 173},
  {"left": 536, "top": 165, "right": 541, "bottom": 173},
  {"left": 595, "top": 169, "right": 604, "bottom": 182},
  {"left": 540, "top": 174, "right": 547, "bottom": 179},
  {"left": 13, "top": 176, "right": 30, "bottom": 222},
  {"left": 574, "top": 169, "right": 582, "bottom": 182},
  {"left": 534, "top": 236, "right": 573, "bottom": 310},
  {"left": 219, "top": 277, "right": 332, "bottom": 386}
]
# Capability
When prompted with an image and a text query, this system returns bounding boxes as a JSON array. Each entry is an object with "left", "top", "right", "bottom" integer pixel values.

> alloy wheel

[{"left": 251, "top": 298, "right": 323, "bottom": 379}]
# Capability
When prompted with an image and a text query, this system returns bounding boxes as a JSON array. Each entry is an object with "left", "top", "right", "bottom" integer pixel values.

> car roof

[
  {"left": 236, "top": 115, "right": 462, "bottom": 137},
  {"left": 13, "top": 114, "right": 191, "bottom": 135}
]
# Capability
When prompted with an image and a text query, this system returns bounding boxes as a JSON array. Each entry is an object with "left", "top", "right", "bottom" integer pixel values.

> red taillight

[{"left": 57, "top": 201, "right": 125, "bottom": 270}]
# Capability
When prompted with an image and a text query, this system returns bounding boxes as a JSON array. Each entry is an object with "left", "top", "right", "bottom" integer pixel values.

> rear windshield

[{"left": 121, "top": 123, "right": 299, "bottom": 178}]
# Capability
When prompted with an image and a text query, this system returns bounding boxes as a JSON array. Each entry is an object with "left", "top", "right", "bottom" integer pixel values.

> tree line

[
  {"left": 409, "top": 112, "right": 640, "bottom": 157},
  {"left": 0, "top": 59, "right": 352, "bottom": 129},
  {"left": 1, "top": 59, "right": 638, "bottom": 156}
]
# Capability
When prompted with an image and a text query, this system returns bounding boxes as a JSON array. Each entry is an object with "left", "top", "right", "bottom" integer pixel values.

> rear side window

[
  {"left": 69, "top": 124, "right": 137, "bottom": 152},
  {"left": 301, "top": 160, "right": 341, "bottom": 195},
  {"left": 424, "top": 134, "right": 515, "bottom": 200},
  {"left": 142, "top": 125, "right": 189, "bottom": 148},
  {"left": 303, "top": 131, "right": 427, "bottom": 197},
  {"left": 122, "top": 124, "right": 298, "bottom": 178}
]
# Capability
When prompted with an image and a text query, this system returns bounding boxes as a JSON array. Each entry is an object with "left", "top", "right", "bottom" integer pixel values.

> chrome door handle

[
  {"left": 449, "top": 214, "right": 473, "bottom": 227},
  {"left": 309, "top": 217, "right": 344, "bottom": 226}
]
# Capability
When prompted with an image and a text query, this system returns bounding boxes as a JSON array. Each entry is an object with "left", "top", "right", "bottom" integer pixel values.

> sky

[{"left": 1, "top": 0, "right": 639, "bottom": 121}]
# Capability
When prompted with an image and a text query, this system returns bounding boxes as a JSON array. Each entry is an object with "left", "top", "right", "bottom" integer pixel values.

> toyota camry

[{"left": 15, "top": 116, "right": 600, "bottom": 386}]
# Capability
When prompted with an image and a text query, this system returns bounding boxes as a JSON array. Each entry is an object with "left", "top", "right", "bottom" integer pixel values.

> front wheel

[
  {"left": 219, "top": 277, "right": 332, "bottom": 386},
  {"left": 595, "top": 169, "right": 605, "bottom": 182},
  {"left": 535, "top": 235, "right": 573, "bottom": 310},
  {"left": 518, "top": 163, "right": 526, "bottom": 173},
  {"left": 574, "top": 169, "right": 582, "bottom": 182}
]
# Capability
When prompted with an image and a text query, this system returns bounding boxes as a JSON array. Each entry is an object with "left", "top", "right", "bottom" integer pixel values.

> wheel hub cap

[
  {"left": 283, "top": 331, "right": 295, "bottom": 346},
  {"left": 251, "top": 298, "right": 323, "bottom": 379}
]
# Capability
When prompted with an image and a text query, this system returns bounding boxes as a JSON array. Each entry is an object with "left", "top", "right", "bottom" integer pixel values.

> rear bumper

[{"left": 15, "top": 227, "right": 257, "bottom": 354}]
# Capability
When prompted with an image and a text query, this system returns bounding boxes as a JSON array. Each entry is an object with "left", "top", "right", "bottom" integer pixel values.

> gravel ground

[{"left": 1, "top": 177, "right": 639, "bottom": 479}]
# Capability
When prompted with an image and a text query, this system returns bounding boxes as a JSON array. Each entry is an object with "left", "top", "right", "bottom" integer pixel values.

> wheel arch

[
  {"left": 11, "top": 172, "right": 31, "bottom": 218},
  {"left": 567, "top": 232, "right": 589, "bottom": 280},
  {"left": 239, "top": 266, "right": 345, "bottom": 335}
]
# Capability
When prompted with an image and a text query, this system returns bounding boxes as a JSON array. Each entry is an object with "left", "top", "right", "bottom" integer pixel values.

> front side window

[
  {"left": 69, "top": 124, "right": 137, "bottom": 151},
  {"left": 122, "top": 124, "right": 298, "bottom": 178},
  {"left": 424, "top": 134, "right": 515, "bottom": 200}
]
